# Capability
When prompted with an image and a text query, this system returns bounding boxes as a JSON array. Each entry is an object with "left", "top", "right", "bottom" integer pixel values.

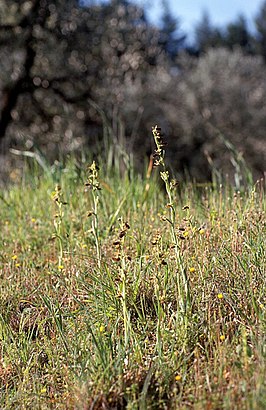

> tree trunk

[{"left": 0, "top": 0, "right": 42, "bottom": 142}]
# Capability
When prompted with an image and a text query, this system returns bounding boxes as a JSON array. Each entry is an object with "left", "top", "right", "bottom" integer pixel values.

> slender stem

[
  {"left": 86, "top": 161, "right": 102, "bottom": 270},
  {"left": 152, "top": 125, "right": 191, "bottom": 316}
]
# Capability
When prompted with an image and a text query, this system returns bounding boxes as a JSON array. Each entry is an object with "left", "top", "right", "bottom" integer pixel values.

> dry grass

[{"left": 0, "top": 150, "right": 265, "bottom": 409}]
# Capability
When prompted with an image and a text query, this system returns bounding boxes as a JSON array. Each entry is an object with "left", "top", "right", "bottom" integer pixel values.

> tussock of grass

[{"left": 0, "top": 156, "right": 265, "bottom": 409}]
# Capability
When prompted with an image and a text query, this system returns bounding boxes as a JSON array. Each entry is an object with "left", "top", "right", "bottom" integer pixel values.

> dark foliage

[{"left": 0, "top": 0, "right": 265, "bottom": 181}]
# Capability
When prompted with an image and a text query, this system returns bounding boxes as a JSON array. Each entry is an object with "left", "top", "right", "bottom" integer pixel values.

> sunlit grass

[{"left": 0, "top": 155, "right": 265, "bottom": 409}]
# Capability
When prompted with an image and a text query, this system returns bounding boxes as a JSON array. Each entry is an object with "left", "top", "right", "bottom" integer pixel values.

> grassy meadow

[{"left": 0, "top": 133, "right": 265, "bottom": 409}]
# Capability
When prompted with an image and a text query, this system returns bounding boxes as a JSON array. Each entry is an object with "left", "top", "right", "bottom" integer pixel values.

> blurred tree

[
  {"left": 0, "top": 0, "right": 165, "bottom": 157},
  {"left": 254, "top": 0, "right": 266, "bottom": 61},
  {"left": 194, "top": 12, "right": 224, "bottom": 53},
  {"left": 173, "top": 48, "right": 266, "bottom": 179},
  {"left": 159, "top": 0, "right": 186, "bottom": 59},
  {"left": 0, "top": 0, "right": 49, "bottom": 139},
  {"left": 0, "top": 0, "right": 89, "bottom": 150},
  {"left": 119, "top": 46, "right": 266, "bottom": 180},
  {"left": 224, "top": 15, "right": 252, "bottom": 53},
  {"left": 0, "top": 0, "right": 265, "bottom": 182}
]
